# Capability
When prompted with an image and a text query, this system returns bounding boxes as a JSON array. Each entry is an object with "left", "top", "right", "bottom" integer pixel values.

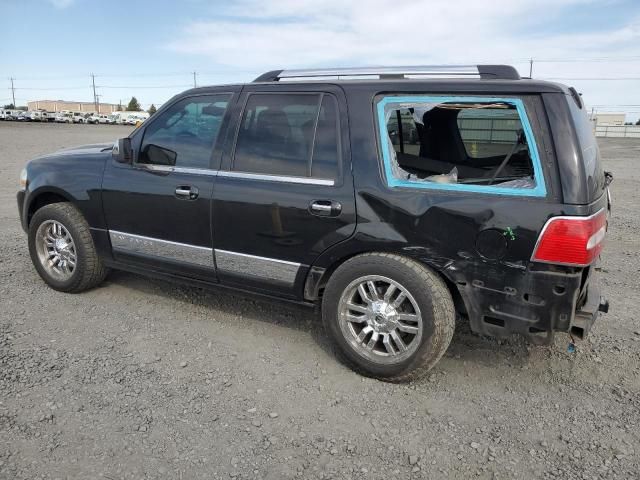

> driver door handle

[
  {"left": 175, "top": 185, "right": 199, "bottom": 200},
  {"left": 309, "top": 200, "right": 341, "bottom": 217}
]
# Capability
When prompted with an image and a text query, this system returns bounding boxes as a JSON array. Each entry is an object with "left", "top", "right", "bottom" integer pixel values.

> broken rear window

[{"left": 376, "top": 96, "right": 547, "bottom": 197}]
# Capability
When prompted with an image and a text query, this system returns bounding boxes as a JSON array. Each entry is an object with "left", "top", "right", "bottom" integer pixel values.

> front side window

[
  {"left": 233, "top": 93, "right": 339, "bottom": 179},
  {"left": 139, "top": 94, "right": 230, "bottom": 169},
  {"left": 377, "top": 96, "right": 546, "bottom": 197}
]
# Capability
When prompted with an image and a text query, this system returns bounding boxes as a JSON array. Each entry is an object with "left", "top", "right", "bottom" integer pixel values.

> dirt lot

[{"left": 0, "top": 122, "right": 639, "bottom": 479}]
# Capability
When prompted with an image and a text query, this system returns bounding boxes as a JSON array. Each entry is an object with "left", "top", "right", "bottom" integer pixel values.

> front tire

[
  {"left": 322, "top": 253, "right": 455, "bottom": 382},
  {"left": 28, "top": 203, "right": 108, "bottom": 292}
]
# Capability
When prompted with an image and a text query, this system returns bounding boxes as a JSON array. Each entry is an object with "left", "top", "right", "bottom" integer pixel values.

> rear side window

[
  {"left": 233, "top": 93, "right": 339, "bottom": 179},
  {"left": 377, "top": 95, "right": 546, "bottom": 197},
  {"left": 567, "top": 97, "right": 605, "bottom": 196}
]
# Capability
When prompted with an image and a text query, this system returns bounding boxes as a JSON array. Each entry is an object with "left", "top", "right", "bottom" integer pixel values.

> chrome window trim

[
  {"left": 214, "top": 249, "right": 301, "bottom": 287},
  {"left": 139, "top": 164, "right": 218, "bottom": 176},
  {"left": 141, "top": 164, "right": 173, "bottom": 173},
  {"left": 174, "top": 166, "right": 218, "bottom": 176},
  {"left": 217, "top": 170, "right": 334, "bottom": 186},
  {"left": 109, "top": 230, "right": 214, "bottom": 268}
]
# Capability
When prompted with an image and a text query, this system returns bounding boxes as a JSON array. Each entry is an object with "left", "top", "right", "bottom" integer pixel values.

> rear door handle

[
  {"left": 175, "top": 186, "right": 199, "bottom": 200},
  {"left": 309, "top": 200, "right": 341, "bottom": 217}
]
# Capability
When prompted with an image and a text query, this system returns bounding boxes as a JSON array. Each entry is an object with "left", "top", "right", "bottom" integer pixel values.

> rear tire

[
  {"left": 28, "top": 203, "right": 108, "bottom": 293},
  {"left": 322, "top": 253, "right": 455, "bottom": 382}
]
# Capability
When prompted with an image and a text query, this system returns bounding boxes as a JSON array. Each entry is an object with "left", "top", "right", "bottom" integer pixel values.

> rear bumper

[
  {"left": 569, "top": 269, "right": 608, "bottom": 340},
  {"left": 463, "top": 263, "right": 608, "bottom": 344}
]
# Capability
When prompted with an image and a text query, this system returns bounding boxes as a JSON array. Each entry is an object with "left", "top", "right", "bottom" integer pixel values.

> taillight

[{"left": 531, "top": 210, "right": 606, "bottom": 267}]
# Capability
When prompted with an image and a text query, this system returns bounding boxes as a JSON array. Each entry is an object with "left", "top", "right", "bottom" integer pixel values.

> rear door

[{"left": 212, "top": 84, "right": 356, "bottom": 298}]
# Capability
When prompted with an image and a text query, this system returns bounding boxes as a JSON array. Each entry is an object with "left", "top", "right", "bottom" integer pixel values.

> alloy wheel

[
  {"left": 338, "top": 275, "right": 423, "bottom": 364},
  {"left": 35, "top": 220, "right": 77, "bottom": 280}
]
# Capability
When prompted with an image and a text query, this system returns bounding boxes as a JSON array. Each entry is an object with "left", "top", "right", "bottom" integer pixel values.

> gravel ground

[{"left": 0, "top": 122, "right": 639, "bottom": 480}]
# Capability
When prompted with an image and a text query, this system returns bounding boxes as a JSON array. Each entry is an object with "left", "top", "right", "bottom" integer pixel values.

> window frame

[
  {"left": 134, "top": 92, "right": 233, "bottom": 172},
  {"left": 229, "top": 91, "right": 342, "bottom": 182},
  {"left": 375, "top": 95, "right": 547, "bottom": 198}
]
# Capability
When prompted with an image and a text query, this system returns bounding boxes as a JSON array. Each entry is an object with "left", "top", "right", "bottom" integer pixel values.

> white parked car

[
  {"left": 29, "top": 111, "right": 45, "bottom": 122},
  {"left": 110, "top": 111, "right": 149, "bottom": 125},
  {"left": 55, "top": 112, "right": 73, "bottom": 123},
  {"left": 86, "top": 114, "right": 100, "bottom": 124},
  {"left": 72, "top": 112, "right": 87, "bottom": 124},
  {"left": 98, "top": 114, "right": 113, "bottom": 124},
  {"left": 128, "top": 113, "right": 150, "bottom": 125}
]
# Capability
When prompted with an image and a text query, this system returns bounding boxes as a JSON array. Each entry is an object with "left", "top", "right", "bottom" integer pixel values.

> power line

[
  {"left": 541, "top": 77, "right": 640, "bottom": 81},
  {"left": 10, "top": 86, "right": 90, "bottom": 90},
  {"left": 533, "top": 56, "right": 640, "bottom": 63},
  {"left": 95, "top": 84, "right": 192, "bottom": 89},
  {"left": 94, "top": 71, "right": 192, "bottom": 78}
]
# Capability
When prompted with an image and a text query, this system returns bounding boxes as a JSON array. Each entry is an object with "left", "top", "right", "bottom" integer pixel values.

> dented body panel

[{"left": 306, "top": 80, "right": 608, "bottom": 342}]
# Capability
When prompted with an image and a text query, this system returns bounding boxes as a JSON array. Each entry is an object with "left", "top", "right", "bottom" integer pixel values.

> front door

[
  {"left": 212, "top": 85, "right": 356, "bottom": 298},
  {"left": 102, "top": 90, "right": 237, "bottom": 280}
]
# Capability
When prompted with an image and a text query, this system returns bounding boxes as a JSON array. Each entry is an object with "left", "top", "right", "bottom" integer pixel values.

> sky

[{"left": 1, "top": 0, "right": 639, "bottom": 120}]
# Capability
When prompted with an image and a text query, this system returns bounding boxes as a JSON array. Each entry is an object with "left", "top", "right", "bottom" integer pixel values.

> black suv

[{"left": 17, "top": 65, "right": 610, "bottom": 381}]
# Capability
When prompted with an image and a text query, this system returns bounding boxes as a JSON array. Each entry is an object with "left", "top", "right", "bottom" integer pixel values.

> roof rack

[{"left": 253, "top": 65, "right": 521, "bottom": 82}]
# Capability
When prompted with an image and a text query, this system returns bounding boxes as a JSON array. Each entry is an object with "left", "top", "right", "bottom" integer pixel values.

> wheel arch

[
  {"left": 305, "top": 248, "right": 469, "bottom": 317},
  {"left": 25, "top": 187, "right": 75, "bottom": 228}
]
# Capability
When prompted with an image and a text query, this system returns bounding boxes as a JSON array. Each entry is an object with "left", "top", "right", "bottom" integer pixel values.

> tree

[
  {"left": 148, "top": 104, "right": 157, "bottom": 115},
  {"left": 3, "top": 103, "right": 15, "bottom": 109},
  {"left": 126, "top": 97, "right": 142, "bottom": 111}
]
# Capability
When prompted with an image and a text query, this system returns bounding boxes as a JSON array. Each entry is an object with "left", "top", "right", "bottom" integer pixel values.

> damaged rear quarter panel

[
  {"left": 352, "top": 189, "right": 583, "bottom": 342},
  {"left": 326, "top": 85, "right": 595, "bottom": 341}
]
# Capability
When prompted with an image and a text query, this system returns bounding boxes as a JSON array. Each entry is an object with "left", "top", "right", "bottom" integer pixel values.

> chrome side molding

[
  {"left": 109, "top": 230, "right": 214, "bottom": 268},
  {"left": 108, "top": 230, "right": 302, "bottom": 285},
  {"left": 214, "top": 249, "right": 301, "bottom": 287}
]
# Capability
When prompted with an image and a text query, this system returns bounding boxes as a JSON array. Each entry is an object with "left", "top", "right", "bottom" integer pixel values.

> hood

[
  {"left": 28, "top": 142, "right": 115, "bottom": 170},
  {"left": 54, "top": 143, "right": 115, "bottom": 156}
]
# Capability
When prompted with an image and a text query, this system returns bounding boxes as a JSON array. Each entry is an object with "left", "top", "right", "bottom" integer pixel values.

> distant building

[
  {"left": 593, "top": 113, "right": 626, "bottom": 126},
  {"left": 27, "top": 99, "right": 120, "bottom": 114}
]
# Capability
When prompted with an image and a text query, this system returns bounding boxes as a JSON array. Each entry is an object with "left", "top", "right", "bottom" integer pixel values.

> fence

[{"left": 595, "top": 125, "right": 640, "bottom": 138}]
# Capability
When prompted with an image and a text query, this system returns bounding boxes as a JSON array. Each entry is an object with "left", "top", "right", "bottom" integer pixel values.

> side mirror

[
  {"left": 113, "top": 137, "right": 132, "bottom": 164},
  {"left": 142, "top": 144, "right": 177, "bottom": 166}
]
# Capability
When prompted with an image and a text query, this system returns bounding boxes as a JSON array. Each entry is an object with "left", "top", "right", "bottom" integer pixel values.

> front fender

[{"left": 20, "top": 152, "right": 110, "bottom": 231}]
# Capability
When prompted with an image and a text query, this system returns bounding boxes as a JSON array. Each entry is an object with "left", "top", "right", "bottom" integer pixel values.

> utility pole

[
  {"left": 9, "top": 77, "right": 16, "bottom": 107},
  {"left": 192, "top": 71, "right": 197, "bottom": 88},
  {"left": 95, "top": 94, "right": 102, "bottom": 114},
  {"left": 91, "top": 73, "right": 98, "bottom": 112},
  {"left": 529, "top": 58, "right": 533, "bottom": 78}
]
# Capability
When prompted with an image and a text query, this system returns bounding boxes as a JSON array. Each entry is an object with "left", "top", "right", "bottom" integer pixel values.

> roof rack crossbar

[{"left": 253, "top": 65, "right": 520, "bottom": 82}]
